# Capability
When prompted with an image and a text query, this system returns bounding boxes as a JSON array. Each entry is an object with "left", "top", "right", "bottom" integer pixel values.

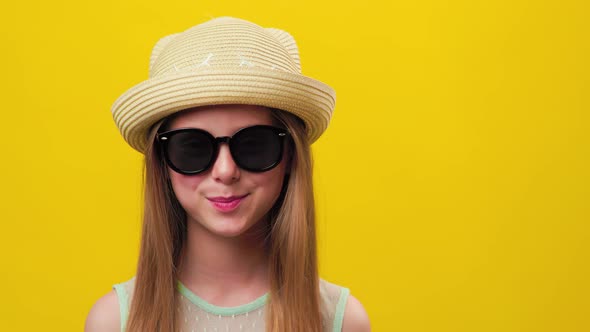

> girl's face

[{"left": 164, "top": 104, "right": 290, "bottom": 238}]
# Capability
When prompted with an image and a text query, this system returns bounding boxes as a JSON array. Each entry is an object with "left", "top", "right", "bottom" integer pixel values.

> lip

[
  {"left": 207, "top": 194, "right": 248, "bottom": 212},
  {"left": 207, "top": 194, "right": 249, "bottom": 202}
]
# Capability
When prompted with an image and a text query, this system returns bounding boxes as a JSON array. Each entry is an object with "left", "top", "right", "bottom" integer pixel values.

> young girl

[{"left": 86, "top": 16, "right": 370, "bottom": 332}]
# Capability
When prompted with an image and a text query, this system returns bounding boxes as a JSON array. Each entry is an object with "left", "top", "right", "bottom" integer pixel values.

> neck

[{"left": 177, "top": 216, "right": 270, "bottom": 293}]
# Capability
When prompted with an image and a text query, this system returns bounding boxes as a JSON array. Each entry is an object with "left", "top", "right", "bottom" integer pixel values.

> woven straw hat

[{"left": 111, "top": 16, "right": 336, "bottom": 154}]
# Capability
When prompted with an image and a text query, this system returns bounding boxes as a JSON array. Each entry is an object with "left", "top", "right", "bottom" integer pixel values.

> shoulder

[
  {"left": 84, "top": 289, "right": 121, "bottom": 332},
  {"left": 318, "top": 278, "right": 370, "bottom": 332},
  {"left": 341, "top": 293, "right": 371, "bottom": 332}
]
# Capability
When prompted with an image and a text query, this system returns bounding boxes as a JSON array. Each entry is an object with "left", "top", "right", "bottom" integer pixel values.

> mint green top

[{"left": 113, "top": 276, "right": 350, "bottom": 332}]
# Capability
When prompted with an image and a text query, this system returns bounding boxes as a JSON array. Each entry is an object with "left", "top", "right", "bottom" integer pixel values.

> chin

[{"left": 203, "top": 216, "right": 254, "bottom": 238}]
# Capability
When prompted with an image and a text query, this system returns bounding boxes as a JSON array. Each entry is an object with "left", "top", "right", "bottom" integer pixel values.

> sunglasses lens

[
  {"left": 232, "top": 126, "right": 282, "bottom": 171},
  {"left": 166, "top": 131, "right": 214, "bottom": 173}
]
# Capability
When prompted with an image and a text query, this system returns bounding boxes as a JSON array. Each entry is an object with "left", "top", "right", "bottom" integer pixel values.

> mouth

[
  {"left": 207, "top": 194, "right": 249, "bottom": 212},
  {"left": 206, "top": 193, "right": 249, "bottom": 203}
]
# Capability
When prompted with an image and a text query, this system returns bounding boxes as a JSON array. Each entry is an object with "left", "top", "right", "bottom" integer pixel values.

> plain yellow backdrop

[{"left": 1, "top": 0, "right": 588, "bottom": 331}]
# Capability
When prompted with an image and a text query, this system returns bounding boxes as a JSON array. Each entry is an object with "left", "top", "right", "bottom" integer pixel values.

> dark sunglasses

[{"left": 156, "top": 125, "right": 290, "bottom": 175}]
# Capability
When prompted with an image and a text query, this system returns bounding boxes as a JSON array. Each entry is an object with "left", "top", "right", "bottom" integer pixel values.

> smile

[{"left": 207, "top": 194, "right": 248, "bottom": 212}]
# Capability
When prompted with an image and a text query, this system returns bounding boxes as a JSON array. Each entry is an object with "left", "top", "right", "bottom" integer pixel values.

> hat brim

[{"left": 111, "top": 67, "right": 335, "bottom": 153}]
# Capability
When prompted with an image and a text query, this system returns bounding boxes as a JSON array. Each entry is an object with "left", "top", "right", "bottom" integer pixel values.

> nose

[{"left": 210, "top": 143, "right": 240, "bottom": 183}]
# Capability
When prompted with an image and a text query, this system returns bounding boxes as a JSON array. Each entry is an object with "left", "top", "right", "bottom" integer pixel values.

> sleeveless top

[{"left": 113, "top": 276, "right": 350, "bottom": 332}]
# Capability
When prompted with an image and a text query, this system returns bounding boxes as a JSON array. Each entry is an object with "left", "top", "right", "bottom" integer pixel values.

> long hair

[{"left": 124, "top": 107, "right": 322, "bottom": 332}]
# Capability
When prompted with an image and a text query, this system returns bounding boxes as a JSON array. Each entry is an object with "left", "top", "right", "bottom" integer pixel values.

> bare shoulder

[
  {"left": 342, "top": 293, "right": 371, "bottom": 332},
  {"left": 84, "top": 289, "right": 121, "bottom": 332}
]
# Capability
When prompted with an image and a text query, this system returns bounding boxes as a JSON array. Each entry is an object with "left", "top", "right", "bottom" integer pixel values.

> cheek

[
  {"left": 169, "top": 170, "right": 205, "bottom": 200},
  {"left": 254, "top": 165, "right": 287, "bottom": 198}
]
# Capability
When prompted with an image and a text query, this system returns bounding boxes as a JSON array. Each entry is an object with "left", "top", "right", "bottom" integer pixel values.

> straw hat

[{"left": 110, "top": 16, "right": 336, "bottom": 154}]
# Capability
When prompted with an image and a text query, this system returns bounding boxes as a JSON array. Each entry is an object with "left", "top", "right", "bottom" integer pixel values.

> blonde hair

[{"left": 124, "top": 107, "right": 322, "bottom": 332}]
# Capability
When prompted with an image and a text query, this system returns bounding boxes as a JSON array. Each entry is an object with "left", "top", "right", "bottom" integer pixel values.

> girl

[{"left": 85, "top": 16, "right": 370, "bottom": 332}]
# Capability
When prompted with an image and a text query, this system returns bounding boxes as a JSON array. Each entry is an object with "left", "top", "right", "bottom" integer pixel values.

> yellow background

[{"left": 1, "top": 0, "right": 588, "bottom": 331}]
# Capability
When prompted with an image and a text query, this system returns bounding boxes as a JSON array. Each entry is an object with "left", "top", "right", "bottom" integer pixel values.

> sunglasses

[{"left": 156, "top": 125, "right": 290, "bottom": 175}]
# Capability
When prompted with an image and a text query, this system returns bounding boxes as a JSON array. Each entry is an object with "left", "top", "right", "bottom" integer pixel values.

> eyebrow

[{"left": 167, "top": 124, "right": 273, "bottom": 134}]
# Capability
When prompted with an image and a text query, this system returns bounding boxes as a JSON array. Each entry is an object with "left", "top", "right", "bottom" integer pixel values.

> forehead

[{"left": 166, "top": 104, "right": 274, "bottom": 135}]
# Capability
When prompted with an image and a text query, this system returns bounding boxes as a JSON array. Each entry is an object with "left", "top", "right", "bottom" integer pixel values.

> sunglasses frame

[{"left": 156, "top": 125, "right": 290, "bottom": 175}]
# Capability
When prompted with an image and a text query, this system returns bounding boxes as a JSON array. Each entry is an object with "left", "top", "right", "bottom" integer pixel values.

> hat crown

[{"left": 149, "top": 17, "right": 301, "bottom": 78}]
